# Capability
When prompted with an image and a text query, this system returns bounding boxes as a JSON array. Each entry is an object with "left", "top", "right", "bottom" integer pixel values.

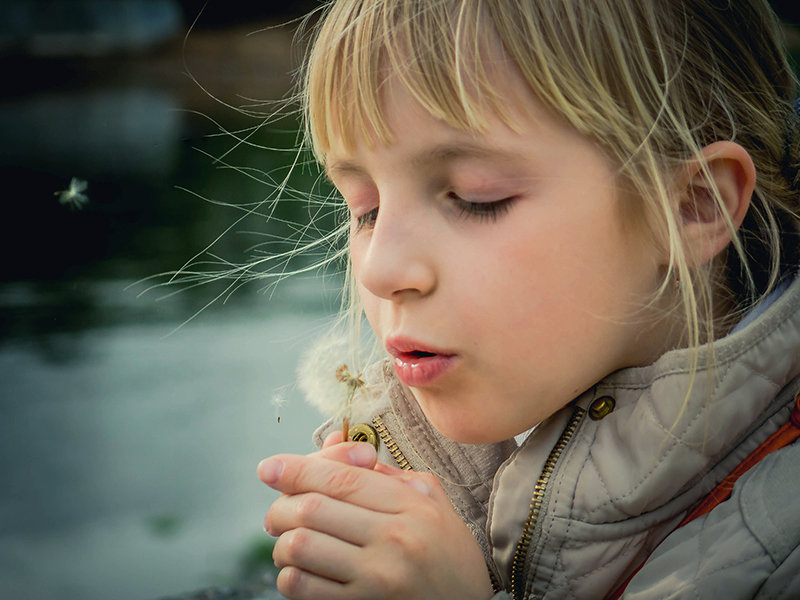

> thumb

[{"left": 319, "top": 440, "right": 378, "bottom": 469}]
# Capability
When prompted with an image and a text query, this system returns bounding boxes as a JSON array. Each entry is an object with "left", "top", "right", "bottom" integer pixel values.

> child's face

[{"left": 326, "top": 76, "right": 674, "bottom": 444}]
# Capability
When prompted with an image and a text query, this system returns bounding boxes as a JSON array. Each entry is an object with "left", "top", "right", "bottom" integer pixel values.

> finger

[
  {"left": 258, "top": 453, "right": 424, "bottom": 512},
  {"left": 266, "top": 492, "right": 377, "bottom": 545},
  {"left": 322, "top": 430, "right": 343, "bottom": 448},
  {"left": 277, "top": 566, "right": 355, "bottom": 600},
  {"left": 272, "top": 527, "right": 360, "bottom": 583},
  {"left": 318, "top": 441, "right": 377, "bottom": 468}
]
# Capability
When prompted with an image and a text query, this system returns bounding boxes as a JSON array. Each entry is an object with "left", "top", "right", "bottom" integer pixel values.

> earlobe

[{"left": 678, "top": 141, "right": 756, "bottom": 266}]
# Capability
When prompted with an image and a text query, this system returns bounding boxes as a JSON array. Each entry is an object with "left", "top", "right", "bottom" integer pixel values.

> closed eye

[
  {"left": 353, "top": 193, "right": 514, "bottom": 231},
  {"left": 449, "top": 193, "right": 515, "bottom": 222}
]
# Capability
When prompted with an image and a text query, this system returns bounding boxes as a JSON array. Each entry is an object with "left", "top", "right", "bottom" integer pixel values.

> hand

[{"left": 258, "top": 442, "right": 494, "bottom": 600}]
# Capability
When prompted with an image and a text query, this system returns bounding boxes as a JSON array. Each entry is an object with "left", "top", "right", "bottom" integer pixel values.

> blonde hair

[{"left": 299, "top": 0, "right": 800, "bottom": 372}]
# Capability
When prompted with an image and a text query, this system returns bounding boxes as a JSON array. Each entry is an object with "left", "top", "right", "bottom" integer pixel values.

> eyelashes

[
  {"left": 354, "top": 207, "right": 379, "bottom": 231},
  {"left": 449, "top": 193, "right": 515, "bottom": 222},
  {"left": 353, "top": 194, "right": 515, "bottom": 232}
]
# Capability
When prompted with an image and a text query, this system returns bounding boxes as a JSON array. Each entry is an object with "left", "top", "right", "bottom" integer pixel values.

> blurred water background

[{"left": 0, "top": 2, "right": 332, "bottom": 599}]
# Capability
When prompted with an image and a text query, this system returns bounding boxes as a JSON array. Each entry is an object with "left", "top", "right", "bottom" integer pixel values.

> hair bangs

[{"left": 304, "top": 0, "right": 516, "bottom": 160}]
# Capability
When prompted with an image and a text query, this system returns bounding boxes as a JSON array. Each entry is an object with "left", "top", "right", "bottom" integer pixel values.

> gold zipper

[
  {"left": 372, "top": 415, "right": 412, "bottom": 470},
  {"left": 510, "top": 406, "right": 587, "bottom": 600}
]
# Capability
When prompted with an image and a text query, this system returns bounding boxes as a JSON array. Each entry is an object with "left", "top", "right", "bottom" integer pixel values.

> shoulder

[{"left": 623, "top": 442, "right": 800, "bottom": 600}]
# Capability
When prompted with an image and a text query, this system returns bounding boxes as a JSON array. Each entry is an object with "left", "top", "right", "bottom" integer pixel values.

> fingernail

[
  {"left": 258, "top": 458, "right": 284, "bottom": 484},
  {"left": 348, "top": 442, "right": 376, "bottom": 467}
]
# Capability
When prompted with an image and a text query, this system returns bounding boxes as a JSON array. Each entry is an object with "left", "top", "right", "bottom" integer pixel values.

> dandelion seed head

[{"left": 297, "top": 334, "right": 375, "bottom": 422}]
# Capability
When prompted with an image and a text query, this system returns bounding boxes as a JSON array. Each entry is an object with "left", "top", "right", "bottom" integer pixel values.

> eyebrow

[{"left": 325, "top": 142, "right": 520, "bottom": 180}]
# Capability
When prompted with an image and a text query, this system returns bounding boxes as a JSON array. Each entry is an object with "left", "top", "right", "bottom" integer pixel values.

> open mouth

[
  {"left": 391, "top": 348, "right": 441, "bottom": 363},
  {"left": 386, "top": 337, "right": 457, "bottom": 386},
  {"left": 407, "top": 350, "right": 437, "bottom": 359}
]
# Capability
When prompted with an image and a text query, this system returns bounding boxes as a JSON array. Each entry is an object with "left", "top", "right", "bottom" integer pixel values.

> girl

[{"left": 258, "top": 1, "right": 800, "bottom": 598}]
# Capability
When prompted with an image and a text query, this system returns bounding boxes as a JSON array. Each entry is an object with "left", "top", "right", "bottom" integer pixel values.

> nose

[{"left": 354, "top": 202, "right": 437, "bottom": 301}]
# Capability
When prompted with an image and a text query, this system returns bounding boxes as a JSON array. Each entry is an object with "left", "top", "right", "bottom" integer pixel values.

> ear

[{"left": 677, "top": 141, "right": 755, "bottom": 266}]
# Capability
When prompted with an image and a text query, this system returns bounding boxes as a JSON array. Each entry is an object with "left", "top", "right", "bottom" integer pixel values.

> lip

[{"left": 385, "top": 335, "right": 458, "bottom": 387}]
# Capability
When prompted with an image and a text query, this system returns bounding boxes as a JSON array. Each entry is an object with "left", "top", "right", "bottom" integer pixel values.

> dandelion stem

[{"left": 335, "top": 364, "right": 363, "bottom": 445}]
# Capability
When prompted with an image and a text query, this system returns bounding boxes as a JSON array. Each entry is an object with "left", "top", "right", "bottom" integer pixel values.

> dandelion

[
  {"left": 335, "top": 364, "right": 365, "bottom": 441},
  {"left": 55, "top": 177, "right": 89, "bottom": 209},
  {"left": 298, "top": 334, "right": 371, "bottom": 442}
]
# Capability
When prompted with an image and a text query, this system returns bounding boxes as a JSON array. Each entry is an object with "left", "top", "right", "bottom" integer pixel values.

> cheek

[
  {"left": 470, "top": 231, "right": 564, "bottom": 307},
  {"left": 467, "top": 226, "right": 631, "bottom": 334}
]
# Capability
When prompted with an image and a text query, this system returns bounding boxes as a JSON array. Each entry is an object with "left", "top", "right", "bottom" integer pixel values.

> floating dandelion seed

[
  {"left": 55, "top": 177, "right": 89, "bottom": 209},
  {"left": 272, "top": 391, "right": 288, "bottom": 425},
  {"left": 298, "top": 335, "right": 372, "bottom": 442}
]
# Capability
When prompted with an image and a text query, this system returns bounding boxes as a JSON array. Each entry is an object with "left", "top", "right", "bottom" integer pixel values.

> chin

[
  {"left": 426, "top": 411, "right": 510, "bottom": 445},
  {"left": 412, "top": 389, "right": 517, "bottom": 444}
]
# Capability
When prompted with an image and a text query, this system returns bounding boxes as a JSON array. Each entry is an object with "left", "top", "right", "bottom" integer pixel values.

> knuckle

[
  {"left": 378, "top": 518, "right": 428, "bottom": 557},
  {"left": 283, "top": 527, "right": 311, "bottom": 563},
  {"left": 371, "top": 563, "right": 411, "bottom": 596},
  {"left": 324, "top": 466, "right": 364, "bottom": 497},
  {"left": 418, "top": 472, "right": 439, "bottom": 489},
  {"left": 295, "top": 493, "right": 323, "bottom": 522}
]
